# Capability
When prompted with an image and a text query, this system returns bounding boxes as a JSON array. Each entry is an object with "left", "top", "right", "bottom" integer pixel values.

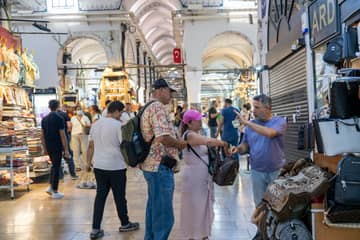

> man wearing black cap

[{"left": 140, "top": 79, "right": 187, "bottom": 240}]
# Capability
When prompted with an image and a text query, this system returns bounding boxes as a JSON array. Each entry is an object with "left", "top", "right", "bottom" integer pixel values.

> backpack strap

[
  {"left": 138, "top": 100, "right": 157, "bottom": 144},
  {"left": 184, "top": 131, "right": 209, "bottom": 168}
]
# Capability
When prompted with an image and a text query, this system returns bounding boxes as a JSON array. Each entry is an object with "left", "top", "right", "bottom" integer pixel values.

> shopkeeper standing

[
  {"left": 41, "top": 99, "right": 70, "bottom": 199},
  {"left": 71, "top": 107, "right": 91, "bottom": 171}
]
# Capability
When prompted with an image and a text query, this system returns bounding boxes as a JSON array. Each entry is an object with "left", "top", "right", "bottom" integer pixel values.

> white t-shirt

[
  {"left": 89, "top": 117, "right": 126, "bottom": 170},
  {"left": 71, "top": 115, "right": 91, "bottom": 135},
  {"left": 120, "top": 111, "right": 135, "bottom": 125}
]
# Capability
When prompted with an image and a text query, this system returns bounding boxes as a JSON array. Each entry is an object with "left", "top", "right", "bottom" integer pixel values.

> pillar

[{"left": 185, "top": 68, "right": 202, "bottom": 111}]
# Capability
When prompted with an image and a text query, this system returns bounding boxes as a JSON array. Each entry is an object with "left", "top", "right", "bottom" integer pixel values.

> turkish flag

[{"left": 173, "top": 48, "right": 181, "bottom": 64}]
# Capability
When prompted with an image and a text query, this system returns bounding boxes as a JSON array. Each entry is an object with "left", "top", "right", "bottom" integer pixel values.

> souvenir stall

[
  {"left": 99, "top": 68, "right": 131, "bottom": 109},
  {"left": 308, "top": 0, "right": 360, "bottom": 239},
  {"left": 0, "top": 27, "right": 48, "bottom": 198}
]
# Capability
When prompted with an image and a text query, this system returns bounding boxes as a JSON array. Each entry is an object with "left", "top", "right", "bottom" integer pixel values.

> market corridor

[{"left": 0, "top": 159, "right": 256, "bottom": 240}]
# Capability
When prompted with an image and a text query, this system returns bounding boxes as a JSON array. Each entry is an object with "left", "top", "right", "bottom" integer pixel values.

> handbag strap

[
  {"left": 76, "top": 116, "right": 86, "bottom": 128},
  {"left": 336, "top": 118, "right": 360, "bottom": 132},
  {"left": 184, "top": 131, "right": 209, "bottom": 168}
]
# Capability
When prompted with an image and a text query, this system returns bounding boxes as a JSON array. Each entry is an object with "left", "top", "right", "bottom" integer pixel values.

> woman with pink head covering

[{"left": 179, "top": 110, "right": 228, "bottom": 240}]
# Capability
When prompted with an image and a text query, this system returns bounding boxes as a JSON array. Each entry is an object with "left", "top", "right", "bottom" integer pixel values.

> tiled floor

[{"left": 0, "top": 158, "right": 256, "bottom": 240}]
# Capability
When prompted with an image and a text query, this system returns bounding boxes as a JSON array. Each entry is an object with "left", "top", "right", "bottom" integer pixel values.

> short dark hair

[
  {"left": 243, "top": 103, "right": 251, "bottom": 111},
  {"left": 253, "top": 94, "right": 272, "bottom": 108},
  {"left": 225, "top": 98, "right": 232, "bottom": 104},
  {"left": 107, "top": 101, "right": 124, "bottom": 113},
  {"left": 105, "top": 100, "right": 111, "bottom": 106},
  {"left": 48, "top": 99, "right": 60, "bottom": 111}
]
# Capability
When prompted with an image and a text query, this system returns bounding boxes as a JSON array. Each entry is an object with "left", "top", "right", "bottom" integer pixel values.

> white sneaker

[
  {"left": 52, "top": 192, "right": 64, "bottom": 199},
  {"left": 46, "top": 186, "right": 53, "bottom": 195}
]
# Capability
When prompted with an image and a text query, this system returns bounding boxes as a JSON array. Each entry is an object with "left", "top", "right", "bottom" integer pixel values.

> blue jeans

[
  {"left": 143, "top": 164, "right": 175, "bottom": 240},
  {"left": 209, "top": 126, "right": 217, "bottom": 138},
  {"left": 251, "top": 169, "right": 280, "bottom": 206}
]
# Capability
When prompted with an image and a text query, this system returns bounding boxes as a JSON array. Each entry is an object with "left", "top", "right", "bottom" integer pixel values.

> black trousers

[
  {"left": 92, "top": 168, "right": 129, "bottom": 229},
  {"left": 48, "top": 151, "right": 62, "bottom": 192}
]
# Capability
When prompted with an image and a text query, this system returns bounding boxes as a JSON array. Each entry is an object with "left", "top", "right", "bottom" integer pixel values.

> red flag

[{"left": 173, "top": 48, "right": 181, "bottom": 64}]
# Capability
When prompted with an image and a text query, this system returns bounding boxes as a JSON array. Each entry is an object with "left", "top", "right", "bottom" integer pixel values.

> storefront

[
  {"left": 308, "top": 0, "right": 360, "bottom": 239},
  {"left": 266, "top": 1, "right": 310, "bottom": 162},
  {"left": 0, "top": 27, "right": 50, "bottom": 198}
]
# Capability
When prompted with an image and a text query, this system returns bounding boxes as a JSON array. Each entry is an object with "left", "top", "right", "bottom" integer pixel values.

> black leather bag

[
  {"left": 323, "top": 37, "right": 343, "bottom": 65},
  {"left": 325, "top": 183, "right": 360, "bottom": 223},
  {"left": 213, "top": 156, "right": 239, "bottom": 186},
  {"left": 329, "top": 77, "right": 360, "bottom": 119},
  {"left": 334, "top": 154, "right": 360, "bottom": 206},
  {"left": 160, "top": 155, "right": 177, "bottom": 170}
]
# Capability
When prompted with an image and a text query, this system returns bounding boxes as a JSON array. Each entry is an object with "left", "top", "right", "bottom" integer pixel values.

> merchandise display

[
  {"left": 0, "top": 35, "right": 48, "bottom": 197},
  {"left": 0, "top": 43, "right": 40, "bottom": 86},
  {"left": 0, "top": 147, "right": 31, "bottom": 198},
  {"left": 99, "top": 69, "right": 131, "bottom": 108}
]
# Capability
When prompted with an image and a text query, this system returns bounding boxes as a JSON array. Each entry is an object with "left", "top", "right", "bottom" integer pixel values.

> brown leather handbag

[{"left": 213, "top": 155, "right": 239, "bottom": 186}]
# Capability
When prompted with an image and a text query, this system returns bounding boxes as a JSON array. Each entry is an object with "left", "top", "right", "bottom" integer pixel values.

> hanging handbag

[
  {"left": 329, "top": 76, "right": 360, "bottom": 119},
  {"left": 313, "top": 118, "right": 360, "bottom": 156}
]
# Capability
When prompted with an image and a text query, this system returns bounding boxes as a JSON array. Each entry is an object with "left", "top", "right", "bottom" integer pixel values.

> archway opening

[
  {"left": 201, "top": 31, "right": 256, "bottom": 109},
  {"left": 59, "top": 37, "right": 108, "bottom": 106}
]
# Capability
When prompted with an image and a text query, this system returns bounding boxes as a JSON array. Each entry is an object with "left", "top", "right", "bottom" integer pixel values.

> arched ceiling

[
  {"left": 67, "top": 38, "right": 107, "bottom": 65},
  {"left": 123, "top": 0, "right": 181, "bottom": 65},
  {"left": 203, "top": 32, "right": 254, "bottom": 69},
  {"left": 201, "top": 31, "right": 255, "bottom": 95}
]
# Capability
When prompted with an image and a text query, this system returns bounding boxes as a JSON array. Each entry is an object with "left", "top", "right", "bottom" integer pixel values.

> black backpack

[
  {"left": 334, "top": 154, "right": 360, "bottom": 206},
  {"left": 120, "top": 101, "right": 156, "bottom": 167},
  {"left": 323, "top": 37, "right": 343, "bottom": 65}
]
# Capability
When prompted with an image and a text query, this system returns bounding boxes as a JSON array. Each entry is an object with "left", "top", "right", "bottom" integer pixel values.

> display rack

[{"left": 0, "top": 146, "right": 30, "bottom": 199}]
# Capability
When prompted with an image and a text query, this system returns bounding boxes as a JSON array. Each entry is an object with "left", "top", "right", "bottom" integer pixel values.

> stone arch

[
  {"left": 202, "top": 30, "right": 256, "bottom": 68},
  {"left": 57, "top": 33, "right": 111, "bottom": 68}
]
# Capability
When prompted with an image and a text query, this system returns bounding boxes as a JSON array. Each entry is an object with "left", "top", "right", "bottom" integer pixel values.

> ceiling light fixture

[{"left": 32, "top": 22, "right": 51, "bottom": 32}]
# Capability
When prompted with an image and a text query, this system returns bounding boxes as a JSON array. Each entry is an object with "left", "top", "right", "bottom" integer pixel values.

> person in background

[
  {"left": 101, "top": 100, "right": 111, "bottom": 117},
  {"left": 57, "top": 105, "right": 78, "bottom": 180},
  {"left": 174, "top": 105, "right": 183, "bottom": 129},
  {"left": 41, "top": 99, "right": 70, "bottom": 199},
  {"left": 120, "top": 102, "right": 135, "bottom": 125},
  {"left": 216, "top": 98, "right": 240, "bottom": 159},
  {"left": 71, "top": 107, "right": 91, "bottom": 171},
  {"left": 232, "top": 94, "right": 287, "bottom": 240},
  {"left": 140, "top": 79, "right": 187, "bottom": 240},
  {"left": 239, "top": 102, "right": 252, "bottom": 143},
  {"left": 87, "top": 101, "right": 139, "bottom": 239},
  {"left": 180, "top": 109, "right": 227, "bottom": 240},
  {"left": 83, "top": 106, "right": 93, "bottom": 124},
  {"left": 90, "top": 105, "right": 102, "bottom": 123},
  {"left": 208, "top": 100, "right": 218, "bottom": 138}
]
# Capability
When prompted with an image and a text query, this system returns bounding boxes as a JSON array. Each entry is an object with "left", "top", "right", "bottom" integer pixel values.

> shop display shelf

[{"left": 0, "top": 147, "right": 30, "bottom": 199}]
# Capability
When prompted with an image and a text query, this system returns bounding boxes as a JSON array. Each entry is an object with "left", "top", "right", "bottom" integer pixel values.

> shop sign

[
  {"left": 309, "top": 0, "right": 339, "bottom": 47},
  {"left": 173, "top": 48, "right": 181, "bottom": 64}
]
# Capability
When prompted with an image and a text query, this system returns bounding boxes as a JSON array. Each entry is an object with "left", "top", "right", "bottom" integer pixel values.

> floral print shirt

[{"left": 140, "top": 100, "right": 179, "bottom": 172}]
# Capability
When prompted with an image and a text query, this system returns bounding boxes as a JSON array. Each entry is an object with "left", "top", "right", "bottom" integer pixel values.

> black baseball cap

[{"left": 152, "top": 78, "right": 177, "bottom": 92}]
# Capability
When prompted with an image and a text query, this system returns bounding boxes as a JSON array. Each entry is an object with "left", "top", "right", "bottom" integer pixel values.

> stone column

[{"left": 185, "top": 68, "right": 202, "bottom": 111}]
